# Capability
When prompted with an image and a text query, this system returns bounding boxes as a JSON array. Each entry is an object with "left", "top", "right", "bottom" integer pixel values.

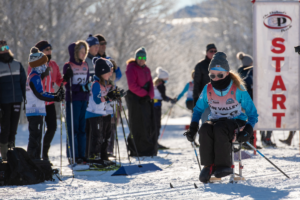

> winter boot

[
  {"left": 214, "top": 166, "right": 233, "bottom": 178},
  {"left": 279, "top": 131, "right": 295, "bottom": 146},
  {"left": 199, "top": 164, "right": 215, "bottom": 184},
  {"left": 262, "top": 138, "right": 277, "bottom": 148},
  {"left": 0, "top": 143, "right": 8, "bottom": 161}
]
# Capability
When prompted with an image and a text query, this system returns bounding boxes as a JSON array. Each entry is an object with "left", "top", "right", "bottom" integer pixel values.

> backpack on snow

[{"left": 6, "top": 148, "right": 45, "bottom": 185}]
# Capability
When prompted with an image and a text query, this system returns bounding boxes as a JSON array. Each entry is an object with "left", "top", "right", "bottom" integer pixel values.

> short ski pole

[
  {"left": 60, "top": 102, "right": 63, "bottom": 176},
  {"left": 159, "top": 105, "right": 173, "bottom": 140},
  {"left": 120, "top": 101, "right": 141, "bottom": 166},
  {"left": 246, "top": 142, "right": 290, "bottom": 179},
  {"left": 116, "top": 103, "right": 131, "bottom": 164},
  {"left": 192, "top": 142, "right": 201, "bottom": 171}
]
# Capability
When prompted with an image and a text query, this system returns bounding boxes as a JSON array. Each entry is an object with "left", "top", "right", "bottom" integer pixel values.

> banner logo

[{"left": 263, "top": 11, "right": 292, "bottom": 31}]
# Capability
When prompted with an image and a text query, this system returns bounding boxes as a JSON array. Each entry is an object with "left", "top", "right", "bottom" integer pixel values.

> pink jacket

[
  {"left": 125, "top": 60, "right": 154, "bottom": 99},
  {"left": 28, "top": 60, "right": 64, "bottom": 105}
]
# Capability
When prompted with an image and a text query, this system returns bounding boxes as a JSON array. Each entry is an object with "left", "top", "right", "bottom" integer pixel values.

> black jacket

[
  {"left": 0, "top": 60, "right": 26, "bottom": 104},
  {"left": 193, "top": 56, "right": 211, "bottom": 106},
  {"left": 238, "top": 65, "right": 252, "bottom": 79}
]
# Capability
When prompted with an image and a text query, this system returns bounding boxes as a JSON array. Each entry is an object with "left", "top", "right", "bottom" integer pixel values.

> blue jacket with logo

[{"left": 192, "top": 80, "right": 258, "bottom": 128}]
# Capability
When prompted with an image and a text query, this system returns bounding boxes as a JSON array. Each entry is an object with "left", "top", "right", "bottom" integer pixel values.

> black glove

[
  {"left": 170, "top": 98, "right": 177, "bottom": 104},
  {"left": 107, "top": 89, "right": 117, "bottom": 100},
  {"left": 41, "top": 67, "right": 50, "bottom": 80},
  {"left": 184, "top": 122, "right": 199, "bottom": 142},
  {"left": 54, "top": 88, "right": 65, "bottom": 102},
  {"left": 236, "top": 124, "right": 253, "bottom": 143},
  {"left": 139, "top": 95, "right": 150, "bottom": 104},
  {"left": 63, "top": 66, "right": 73, "bottom": 81}
]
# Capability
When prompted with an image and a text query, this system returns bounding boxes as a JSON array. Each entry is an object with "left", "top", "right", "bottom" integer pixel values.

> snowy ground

[{"left": 1, "top": 116, "right": 300, "bottom": 199}]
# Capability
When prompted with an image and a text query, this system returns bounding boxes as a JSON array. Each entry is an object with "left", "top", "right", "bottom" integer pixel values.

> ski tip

[
  {"left": 170, "top": 183, "right": 174, "bottom": 188},
  {"left": 194, "top": 183, "right": 198, "bottom": 188}
]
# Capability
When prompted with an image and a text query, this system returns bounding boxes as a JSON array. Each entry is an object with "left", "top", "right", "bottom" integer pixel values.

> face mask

[
  {"left": 0, "top": 52, "right": 13, "bottom": 63},
  {"left": 33, "top": 64, "right": 47, "bottom": 74},
  {"left": 210, "top": 74, "right": 231, "bottom": 90},
  {"left": 47, "top": 54, "right": 51, "bottom": 62}
]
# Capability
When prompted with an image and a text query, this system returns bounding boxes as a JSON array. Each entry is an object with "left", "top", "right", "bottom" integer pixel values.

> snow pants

[
  {"left": 199, "top": 119, "right": 246, "bottom": 167},
  {"left": 86, "top": 115, "right": 111, "bottom": 160},
  {"left": 107, "top": 115, "right": 115, "bottom": 154},
  {"left": 186, "top": 100, "right": 193, "bottom": 111},
  {"left": 66, "top": 100, "right": 87, "bottom": 159},
  {"left": 27, "top": 116, "right": 43, "bottom": 159},
  {"left": 125, "top": 91, "right": 156, "bottom": 157},
  {"left": 43, "top": 103, "right": 57, "bottom": 159},
  {"left": 154, "top": 106, "right": 162, "bottom": 141},
  {"left": 0, "top": 103, "right": 21, "bottom": 145}
]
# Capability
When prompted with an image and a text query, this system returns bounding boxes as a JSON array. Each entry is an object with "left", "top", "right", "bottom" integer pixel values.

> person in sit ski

[
  {"left": 184, "top": 52, "right": 258, "bottom": 184},
  {"left": 153, "top": 67, "right": 177, "bottom": 150},
  {"left": 177, "top": 70, "right": 195, "bottom": 111},
  {"left": 85, "top": 57, "right": 114, "bottom": 164},
  {"left": 26, "top": 47, "right": 64, "bottom": 160}
]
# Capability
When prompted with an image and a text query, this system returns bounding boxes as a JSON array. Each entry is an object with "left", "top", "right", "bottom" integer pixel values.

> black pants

[
  {"left": 43, "top": 104, "right": 57, "bottom": 159},
  {"left": 0, "top": 103, "right": 21, "bottom": 145},
  {"left": 199, "top": 119, "right": 246, "bottom": 167},
  {"left": 186, "top": 100, "right": 194, "bottom": 111},
  {"left": 154, "top": 106, "right": 162, "bottom": 141},
  {"left": 107, "top": 115, "right": 115, "bottom": 154},
  {"left": 125, "top": 91, "right": 156, "bottom": 156},
  {"left": 27, "top": 116, "right": 43, "bottom": 159},
  {"left": 86, "top": 115, "right": 111, "bottom": 160}
]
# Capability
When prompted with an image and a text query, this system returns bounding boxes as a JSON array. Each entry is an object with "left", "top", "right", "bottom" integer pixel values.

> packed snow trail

[{"left": 1, "top": 117, "right": 300, "bottom": 199}]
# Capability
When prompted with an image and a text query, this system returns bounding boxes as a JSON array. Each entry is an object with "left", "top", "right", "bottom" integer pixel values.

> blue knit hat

[{"left": 86, "top": 34, "right": 99, "bottom": 47}]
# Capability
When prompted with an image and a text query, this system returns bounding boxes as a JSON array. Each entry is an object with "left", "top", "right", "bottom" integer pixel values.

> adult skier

[
  {"left": 184, "top": 52, "right": 258, "bottom": 184},
  {"left": 0, "top": 40, "right": 26, "bottom": 160}
]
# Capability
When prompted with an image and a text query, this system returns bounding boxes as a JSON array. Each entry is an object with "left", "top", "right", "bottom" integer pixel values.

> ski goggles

[
  {"left": 137, "top": 56, "right": 146, "bottom": 60},
  {"left": 209, "top": 72, "right": 226, "bottom": 80},
  {"left": 0, "top": 45, "right": 9, "bottom": 52}
]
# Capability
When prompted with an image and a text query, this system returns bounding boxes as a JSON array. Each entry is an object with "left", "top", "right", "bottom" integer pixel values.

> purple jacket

[{"left": 63, "top": 42, "right": 89, "bottom": 102}]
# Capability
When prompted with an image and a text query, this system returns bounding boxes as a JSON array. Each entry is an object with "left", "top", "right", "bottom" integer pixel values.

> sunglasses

[
  {"left": 138, "top": 56, "right": 146, "bottom": 60},
  {"left": 100, "top": 41, "right": 107, "bottom": 46},
  {"left": 209, "top": 73, "right": 226, "bottom": 79},
  {"left": 209, "top": 50, "right": 217, "bottom": 53},
  {"left": 0, "top": 45, "right": 9, "bottom": 52}
]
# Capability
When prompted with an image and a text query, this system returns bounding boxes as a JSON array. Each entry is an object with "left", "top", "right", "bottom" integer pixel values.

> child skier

[
  {"left": 26, "top": 47, "right": 64, "bottom": 160},
  {"left": 184, "top": 52, "right": 258, "bottom": 184},
  {"left": 85, "top": 57, "right": 114, "bottom": 164},
  {"left": 63, "top": 40, "right": 90, "bottom": 164},
  {"left": 153, "top": 67, "right": 176, "bottom": 149},
  {"left": 177, "top": 70, "right": 195, "bottom": 111}
]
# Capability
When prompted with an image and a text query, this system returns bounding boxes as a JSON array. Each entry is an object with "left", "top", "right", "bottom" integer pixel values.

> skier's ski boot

[
  {"left": 199, "top": 164, "right": 215, "bottom": 184},
  {"left": 214, "top": 166, "right": 233, "bottom": 178},
  {"left": 279, "top": 139, "right": 291, "bottom": 146},
  {"left": 262, "top": 138, "right": 277, "bottom": 148}
]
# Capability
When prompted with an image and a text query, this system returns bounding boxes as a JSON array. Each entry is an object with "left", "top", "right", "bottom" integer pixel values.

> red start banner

[{"left": 253, "top": 1, "right": 300, "bottom": 130}]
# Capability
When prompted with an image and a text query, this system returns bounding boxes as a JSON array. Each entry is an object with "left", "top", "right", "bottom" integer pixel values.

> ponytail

[{"left": 229, "top": 70, "right": 246, "bottom": 91}]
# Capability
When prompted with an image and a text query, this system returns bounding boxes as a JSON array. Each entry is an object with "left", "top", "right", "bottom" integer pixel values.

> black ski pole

[
  {"left": 119, "top": 100, "right": 141, "bottom": 166},
  {"left": 246, "top": 142, "right": 290, "bottom": 179},
  {"left": 112, "top": 102, "right": 121, "bottom": 166},
  {"left": 116, "top": 103, "right": 131, "bottom": 164}
]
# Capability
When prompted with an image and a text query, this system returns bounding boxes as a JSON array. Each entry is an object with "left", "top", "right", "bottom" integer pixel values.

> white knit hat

[{"left": 156, "top": 67, "right": 169, "bottom": 79}]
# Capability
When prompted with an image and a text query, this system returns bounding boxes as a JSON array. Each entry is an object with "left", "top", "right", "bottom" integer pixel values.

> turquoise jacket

[{"left": 192, "top": 80, "right": 258, "bottom": 128}]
